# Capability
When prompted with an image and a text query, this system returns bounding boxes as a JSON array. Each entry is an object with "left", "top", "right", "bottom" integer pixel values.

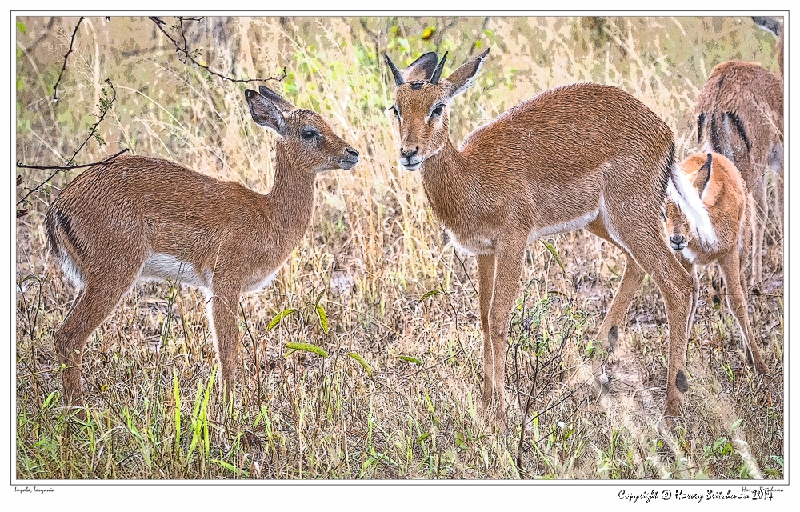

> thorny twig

[
  {"left": 149, "top": 16, "right": 287, "bottom": 84},
  {"left": 53, "top": 17, "right": 83, "bottom": 103},
  {"left": 513, "top": 295, "right": 573, "bottom": 474},
  {"left": 17, "top": 79, "right": 123, "bottom": 216},
  {"left": 468, "top": 17, "right": 491, "bottom": 56}
]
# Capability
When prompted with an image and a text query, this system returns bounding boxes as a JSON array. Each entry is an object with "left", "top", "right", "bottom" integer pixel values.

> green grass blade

[
  {"left": 316, "top": 303, "right": 329, "bottom": 334},
  {"left": 285, "top": 342, "right": 328, "bottom": 358},
  {"left": 420, "top": 289, "right": 441, "bottom": 301},
  {"left": 173, "top": 371, "right": 181, "bottom": 454},
  {"left": 266, "top": 308, "right": 297, "bottom": 331},
  {"left": 397, "top": 355, "right": 423, "bottom": 365},
  {"left": 349, "top": 352, "right": 373, "bottom": 376},
  {"left": 540, "top": 240, "right": 565, "bottom": 272}
]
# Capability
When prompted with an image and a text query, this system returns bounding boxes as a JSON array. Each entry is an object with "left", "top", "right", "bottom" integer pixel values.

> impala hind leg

[
  {"left": 719, "top": 251, "right": 768, "bottom": 374},
  {"left": 55, "top": 275, "right": 136, "bottom": 416},
  {"left": 587, "top": 220, "right": 645, "bottom": 346},
  {"left": 740, "top": 158, "right": 766, "bottom": 291},
  {"left": 477, "top": 254, "right": 497, "bottom": 409}
]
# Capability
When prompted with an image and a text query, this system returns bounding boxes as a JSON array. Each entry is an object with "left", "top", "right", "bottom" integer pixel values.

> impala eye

[
  {"left": 430, "top": 104, "right": 444, "bottom": 118},
  {"left": 390, "top": 105, "right": 401, "bottom": 119},
  {"left": 301, "top": 128, "right": 319, "bottom": 140},
  {"left": 660, "top": 211, "right": 667, "bottom": 220}
]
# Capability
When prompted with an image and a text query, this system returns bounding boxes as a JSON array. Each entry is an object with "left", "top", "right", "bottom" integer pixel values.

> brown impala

[
  {"left": 47, "top": 85, "right": 358, "bottom": 415},
  {"left": 695, "top": 58, "right": 782, "bottom": 291},
  {"left": 664, "top": 153, "right": 768, "bottom": 374},
  {"left": 384, "top": 49, "right": 715, "bottom": 422}
]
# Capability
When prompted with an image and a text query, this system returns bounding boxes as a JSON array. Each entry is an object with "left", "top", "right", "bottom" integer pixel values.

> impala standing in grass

[
  {"left": 47, "top": 85, "right": 359, "bottom": 416},
  {"left": 665, "top": 153, "right": 768, "bottom": 374},
  {"left": 384, "top": 49, "right": 715, "bottom": 422}
]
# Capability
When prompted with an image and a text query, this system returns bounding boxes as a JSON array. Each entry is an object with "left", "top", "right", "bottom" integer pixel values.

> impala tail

[{"left": 45, "top": 206, "right": 84, "bottom": 288}]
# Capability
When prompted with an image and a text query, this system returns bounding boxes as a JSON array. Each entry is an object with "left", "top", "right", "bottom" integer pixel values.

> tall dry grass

[{"left": 15, "top": 16, "right": 783, "bottom": 480}]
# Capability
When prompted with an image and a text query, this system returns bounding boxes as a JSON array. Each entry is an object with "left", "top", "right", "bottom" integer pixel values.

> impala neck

[
  {"left": 420, "top": 138, "right": 472, "bottom": 219},
  {"left": 270, "top": 149, "right": 317, "bottom": 239}
]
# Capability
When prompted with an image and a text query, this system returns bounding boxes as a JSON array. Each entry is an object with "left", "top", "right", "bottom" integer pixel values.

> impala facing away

[
  {"left": 47, "top": 85, "right": 358, "bottom": 415},
  {"left": 664, "top": 153, "right": 768, "bottom": 374},
  {"left": 695, "top": 35, "right": 783, "bottom": 290},
  {"left": 385, "top": 49, "right": 715, "bottom": 421}
]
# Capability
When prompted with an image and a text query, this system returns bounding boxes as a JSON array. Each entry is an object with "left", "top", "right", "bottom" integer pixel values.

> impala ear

[
  {"left": 443, "top": 48, "right": 490, "bottom": 100},
  {"left": 695, "top": 153, "right": 713, "bottom": 198},
  {"left": 245, "top": 89, "right": 286, "bottom": 135},
  {"left": 257, "top": 85, "right": 296, "bottom": 113},
  {"left": 402, "top": 52, "right": 439, "bottom": 82}
]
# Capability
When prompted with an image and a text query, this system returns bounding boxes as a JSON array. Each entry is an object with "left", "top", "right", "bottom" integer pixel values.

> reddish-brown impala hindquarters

[
  {"left": 385, "top": 49, "right": 715, "bottom": 423},
  {"left": 46, "top": 85, "right": 358, "bottom": 416}
]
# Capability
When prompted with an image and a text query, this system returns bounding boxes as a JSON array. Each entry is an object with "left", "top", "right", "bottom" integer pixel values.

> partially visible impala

[
  {"left": 664, "top": 153, "right": 768, "bottom": 374},
  {"left": 47, "top": 85, "right": 358, "bottom": 415},
  {"left": 384, "top": 49, "right": 715, "bottom": 421},
  {"left": 607, "top": 152, "right": 769, "bottom": 375},
  {"left": 696, "top": 18, "right": 783, "bottom": 290}
]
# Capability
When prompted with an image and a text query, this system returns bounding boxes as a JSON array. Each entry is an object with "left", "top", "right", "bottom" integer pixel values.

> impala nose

[
  {"left": 670, "top": 234, "right": 686, "bottom": 251},
  {"left": 339, "top": 146, "right": 359, "bottom": 170},
  {"left": 399, "top": 147, "right": 423, "bottom": 170},
  {"left": 400, "top": 147, "right": 418, "bottom": 160}
]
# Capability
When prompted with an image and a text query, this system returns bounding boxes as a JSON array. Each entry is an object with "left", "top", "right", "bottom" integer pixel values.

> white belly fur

[
  {"left": 447, "top": 210, "right": 599, "bottom": 254},
  {"left": 140, "top": 253, "right": 208, "bottom": 288},
  {"left": 244, "top": 270, "right": 279, "bottom": 293},
  {"left": 530, "top": 210, "right": 599, "bottom": 242},
  {"left": 140, "top": 253, "right": 280, "bottom": 295}
]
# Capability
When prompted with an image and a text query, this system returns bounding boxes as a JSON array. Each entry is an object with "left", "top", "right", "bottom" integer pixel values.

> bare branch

[
  {"left": 53, "top": 17, "right": 84, "bottom": 103},
  {"left": 17, "top": 78, "right": 122, "bottom": 213},
  {"left": 16, "top": 149, "right": 129, "bottom": 217},
  {"left": 150, "top": 16, "right": 286, "bottom": 84},
  {"left": 469, "top": 17, "right": 490, "bottom": 56},
  {"left": 17, "top": 148, "right": 128, "bottom": 172}
]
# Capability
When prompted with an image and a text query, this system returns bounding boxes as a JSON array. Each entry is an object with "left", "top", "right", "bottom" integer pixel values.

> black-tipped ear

[
  {"left": 246, "top": 89, "right": 286, "bottom": 135},
  {"left": 442, "top": 48, "right": 489, "bottom": 99},
  {"left": 385, "top": 53, "right": 405, "bottom": 86},
  {"left": 257, "top": 85, "right": 296, "bottom": 112},
  {"left": 402, "top": 52, "right": 439, "bottom": 82},
  {"left": 695, "top": 153, "right": 713, "bottom": 197}
]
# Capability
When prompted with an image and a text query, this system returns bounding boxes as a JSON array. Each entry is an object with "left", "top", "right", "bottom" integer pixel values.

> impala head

[
  {"left": 385, "top": 49, "right": 490, "bottom": 170},
  {"left": 245, "top": 85, "right": 359, "bottom": 173},
  {"left": 665, "top": 153, "right": 713, "bottom": 251}
]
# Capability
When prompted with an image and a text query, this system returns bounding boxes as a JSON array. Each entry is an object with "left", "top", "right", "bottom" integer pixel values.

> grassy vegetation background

[{"left": 15, "top": 16, "right": 783, "bottom": 480}]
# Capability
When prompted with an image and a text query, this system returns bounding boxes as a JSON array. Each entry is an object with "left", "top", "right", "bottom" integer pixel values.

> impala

[
  {"left": 47, "top": 85, "right": 358, "bottom": 415},
  {"left": 695, "top": 18, "right": 783, "bottom": 290},
  {"left": 664, "top": 153, "right": 768, "bottom": 374},
  {"left": 384, "top": 49, "right": 715, "bottom": 421}
]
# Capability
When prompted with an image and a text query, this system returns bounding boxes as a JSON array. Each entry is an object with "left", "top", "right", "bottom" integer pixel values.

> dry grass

[{"left": 15, "top": 15, "right": 783, "bottom": 480}]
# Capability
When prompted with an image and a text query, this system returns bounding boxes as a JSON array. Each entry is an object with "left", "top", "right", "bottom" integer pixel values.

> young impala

[
  {"left": 664, "top": 153, "right": 768, "bottom": 374},
  {"left": 47, "top": 85, "right": 358, "bottom": 415},
  {"left": 384, "top": 49, "right": 715, "bottom": 421}
]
